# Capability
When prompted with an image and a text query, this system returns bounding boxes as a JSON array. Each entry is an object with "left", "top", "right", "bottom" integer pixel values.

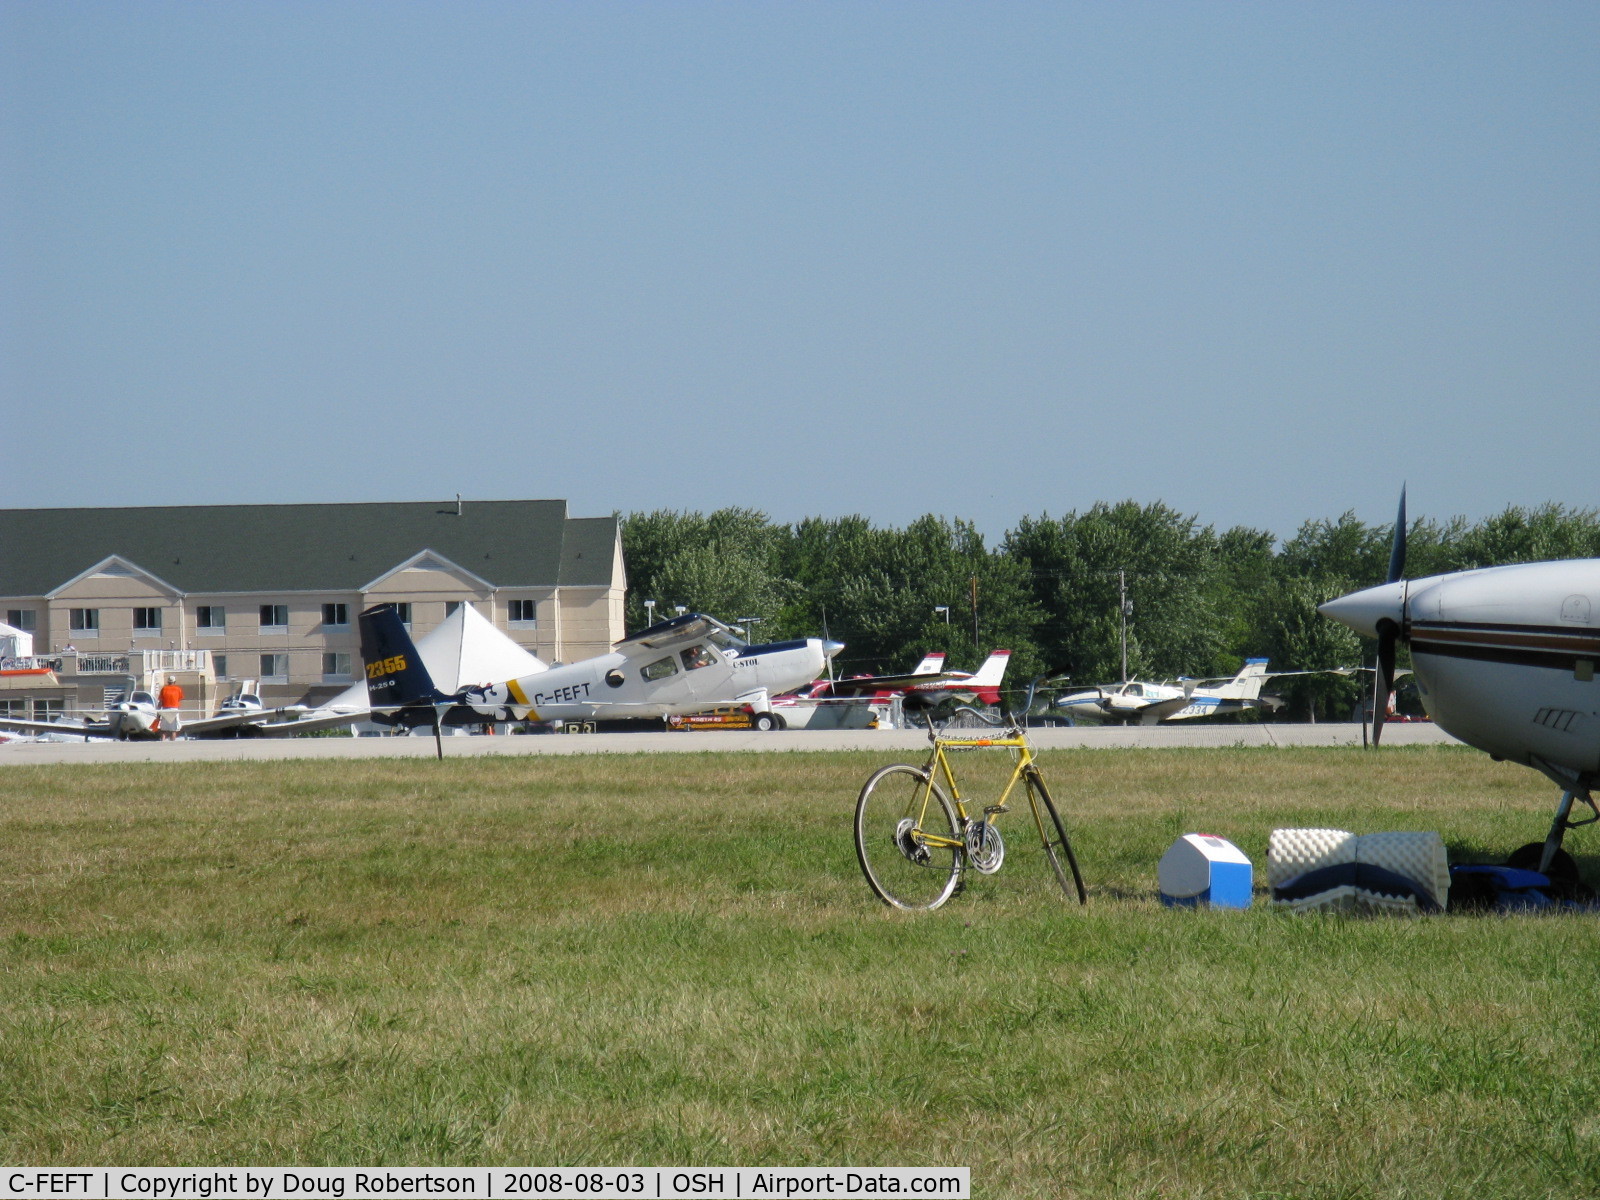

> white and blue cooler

[{"left": 1159, "top": 833, "right": 1253, "bottom": 909}]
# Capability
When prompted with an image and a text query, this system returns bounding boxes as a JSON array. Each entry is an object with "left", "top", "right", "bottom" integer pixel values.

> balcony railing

[
  {"left": 36, "top": 650, "right": 212, "bottom": 677},
  {"left": 0, "top": 656, "right": 65, "bottom": 672},
  {"left": 143, "top": 649, "right": 210, "bottom": 673},
  {"left": 73, "top": 654, "right": 132, "bottom": 675}
]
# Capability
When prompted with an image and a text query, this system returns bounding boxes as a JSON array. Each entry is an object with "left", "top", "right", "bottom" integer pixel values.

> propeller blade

[
  {"left": 1371, "top": 619, "right": 1398, "bottom": 747},
  {"left": 1386, "top": 485, "right": 1408, "bottom": 584}
]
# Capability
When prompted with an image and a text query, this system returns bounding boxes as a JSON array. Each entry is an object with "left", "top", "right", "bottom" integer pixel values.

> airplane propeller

[{"left": 1370, "top": 486, "right": 1407, "bottom": 748}]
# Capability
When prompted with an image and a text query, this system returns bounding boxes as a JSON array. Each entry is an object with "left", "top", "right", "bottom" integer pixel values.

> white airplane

[
  {"left": 0, "top": 683, "right": 300, "bottom": 741},
  {"left": 1320, "top": 489, "right": 1600, "bottom": 877},
  {"left": 358, "top": 603, "right": 841, "bottom": 733},
  {"left": 1057, "top": 660, "right": 1282, "bottom": 725},
  {"left": 797, "top": 650, "right": 1012, "bottom": 711}
]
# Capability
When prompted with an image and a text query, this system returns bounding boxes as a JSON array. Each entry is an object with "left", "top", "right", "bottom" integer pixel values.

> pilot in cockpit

[{"left": 681, "top": 645, "right": 719, "bottom": 671}]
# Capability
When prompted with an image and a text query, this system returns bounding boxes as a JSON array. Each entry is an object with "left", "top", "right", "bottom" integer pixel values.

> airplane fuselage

[
  {"left": 1326, "top": 560, "right": 1600, "bottom": 777},
  {"left": 452, "top": 637, "right": 834, "bottom": 723}
]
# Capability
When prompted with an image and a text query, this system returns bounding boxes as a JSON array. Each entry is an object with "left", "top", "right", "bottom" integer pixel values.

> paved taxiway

[{"left": 0, "top": 722, "right": 1460, "bottom": 764}]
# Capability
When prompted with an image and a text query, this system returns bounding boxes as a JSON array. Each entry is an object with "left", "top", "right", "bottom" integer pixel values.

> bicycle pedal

[{"left": 983, "top": 804, "right": 1009, "bottom": 816}]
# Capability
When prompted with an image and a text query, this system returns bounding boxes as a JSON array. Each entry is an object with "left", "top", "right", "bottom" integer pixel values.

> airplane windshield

[{"left": 705, "top": 628, "right": 746, "bottom": 651}]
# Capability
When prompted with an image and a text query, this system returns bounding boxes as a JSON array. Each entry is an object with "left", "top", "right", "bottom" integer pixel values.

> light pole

[
  {"left": 643, "top": 599, "right": 656, "bottom": 629},
  {"left": 1119, "top": 569, "right": 1133, "bottom": 683},
  {"left": 674, "top": 606, "right": 687, "bottom": 618},
  {"left": 934, "top": 605, "right": 949, "bottom": 624},
  {"left": 737, "top": 617, "right": 761, "bottom": 645}
]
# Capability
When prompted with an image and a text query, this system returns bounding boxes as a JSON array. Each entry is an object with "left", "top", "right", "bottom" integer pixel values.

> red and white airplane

[
  {"left": 1320, "top": 489, "right": 1600, "bottom": 878},
  {"left": 783, "top": 649, "right": 1012, "bottom": 711}
]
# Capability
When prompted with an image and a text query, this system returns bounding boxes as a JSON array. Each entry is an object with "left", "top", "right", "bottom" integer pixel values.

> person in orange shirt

[{"left": 158, "top": 676, "right": 184, "bottom": 740}]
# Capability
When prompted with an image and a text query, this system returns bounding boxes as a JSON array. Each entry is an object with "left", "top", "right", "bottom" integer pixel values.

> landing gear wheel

[
  {"left": 1506, "top": 842, "right": 1592, "bottom": 901},
  {"left": 1026, "top": 769, "right": 1087, "bottom": 905},
  {"left": 855, "top": 764, "right": 963, "bottom": 910},
  {"left": 753, "top": 712, "right": 780, "bottom": 731}
]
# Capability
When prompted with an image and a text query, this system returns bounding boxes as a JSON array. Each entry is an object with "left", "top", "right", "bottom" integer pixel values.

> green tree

[
  {"left": 1445, "top": 504, "right": 1600, "bottom": 569},
  {"left": 620, "top": 508, "right": 787, "bottom": 633},
  {"left": 1005, "top": 501, "right": 1230, "bottom": 686}
]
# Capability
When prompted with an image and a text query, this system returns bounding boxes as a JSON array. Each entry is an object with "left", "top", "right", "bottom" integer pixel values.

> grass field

[{"left": 2, "top": 746, "right": 1599, "bottom": 1197}]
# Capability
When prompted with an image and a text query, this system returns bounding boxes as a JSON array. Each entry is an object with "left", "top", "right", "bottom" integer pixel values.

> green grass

[{"left": 1, "top": 747, "right": 1598, "bottom": 1198}]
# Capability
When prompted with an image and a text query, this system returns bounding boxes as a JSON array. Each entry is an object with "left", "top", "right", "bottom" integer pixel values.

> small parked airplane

[
  {"left": 356, "top": 604, "right": 841, "bottom": 733},
  {"left": 1056, "top": 660, "right": 1283, "bottom": 725},
  {"left": 0, "top": 682, "right": 301, "bottom": 741},
  {"left": 797, "top": 650, "right": 1012, "bottom": 711},
  {"left": 1320, "top": 488, "right": 1600, "bottom": 876}
]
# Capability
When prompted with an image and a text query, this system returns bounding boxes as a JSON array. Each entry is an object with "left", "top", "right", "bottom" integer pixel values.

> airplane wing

[
  {"left": 0, "top": 716, "right": 116, "bottom": 739},
  {"left": 249, "top": 708, "right": 374, "bottom": 737},
  {"left": 821, "top": 671, "right": 966, "bottom": 696},
  {"left": 1257, "top": 666, "right": 1414, "bottom": 680},
  {"left": 1142, "top": 695, "right": 1203, "bottom": 722},
  {"left": 614, "top": 613, "right": 729, "bottom": 652},
  {"left": 181, "top": 707, "right": 310, "bottom": 736}
]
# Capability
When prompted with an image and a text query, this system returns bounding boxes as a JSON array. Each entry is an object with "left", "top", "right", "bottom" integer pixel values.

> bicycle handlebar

[{"left": 925, "top": 706, "right": 1025, "bottom": 740}]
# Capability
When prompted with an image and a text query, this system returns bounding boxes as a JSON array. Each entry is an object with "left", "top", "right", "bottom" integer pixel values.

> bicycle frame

[{"left": 912, "top": 729, "right": 1055, "bottom": 853}]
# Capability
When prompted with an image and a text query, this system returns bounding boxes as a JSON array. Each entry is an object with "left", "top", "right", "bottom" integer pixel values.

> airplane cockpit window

[
  {"left": 705, "top": 628, "right": 746, "bottom": 652},
  {"left": 131, "top": 691, "right": 155, "bottom": 706},
  {"left": 681, "top": 645, "right": 719, "bottom": 671},
  {"left": 640, "top": 656, "right": 678, "bottom": 682},
  {"left": 1125, "top": 684, "right": 1143, "bottom": 697}
]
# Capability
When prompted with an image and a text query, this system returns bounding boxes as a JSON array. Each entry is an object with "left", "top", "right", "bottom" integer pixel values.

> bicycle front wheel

[
  {"left": 1026, "top": 769, "right": 1087, "bottom": 905},
  {"left": 855, "top": 764, "right": 963, "bottom": 910}
]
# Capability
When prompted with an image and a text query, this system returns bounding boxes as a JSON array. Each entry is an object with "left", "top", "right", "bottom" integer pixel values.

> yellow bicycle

[{"left": 854, "top": 713, "right": 1086, "bottom": 910}]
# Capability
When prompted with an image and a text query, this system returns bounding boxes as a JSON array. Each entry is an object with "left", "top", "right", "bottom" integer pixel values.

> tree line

[{"left": 620, "top": 502, "right": 1600, "bottom": 719}]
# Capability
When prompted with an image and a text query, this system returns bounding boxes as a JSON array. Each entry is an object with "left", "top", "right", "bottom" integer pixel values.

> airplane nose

[
  {"left": 823, "top": 639, "right": 845, "bottom": 659},
  {"left": 1318, "top": 581, "right": 1406, "bottom": 638}
]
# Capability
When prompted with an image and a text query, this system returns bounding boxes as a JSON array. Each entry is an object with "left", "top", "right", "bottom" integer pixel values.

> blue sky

[{"left": 4, "top": 1, "right": 1597, "bottom": 542}]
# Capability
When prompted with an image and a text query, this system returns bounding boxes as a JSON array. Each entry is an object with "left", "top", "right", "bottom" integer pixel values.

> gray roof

[{"left": 0, "top": 500, "right": 621, "bottom": 596}]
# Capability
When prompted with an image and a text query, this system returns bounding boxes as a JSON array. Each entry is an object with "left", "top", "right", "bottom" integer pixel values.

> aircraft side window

[
  {"left": 640, "top": 656, "right": 678, "bottom": 682},
  {"left": 1127, "top": 684, "right": 1143, "bottom": 697},
  {"left": 604, "top": 669, "right": 625, "bottom": 688},
  {"left": 681, "top": 645, "right": 719, "bottom": 671}
]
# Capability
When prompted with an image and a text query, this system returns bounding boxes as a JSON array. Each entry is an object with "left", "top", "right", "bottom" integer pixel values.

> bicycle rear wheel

[
  {"left": 1026, "top": 769, "right": 1086, "bottom": 904},
  {"left": 855, "top": 764, "right": 963, "bottom": 910}
]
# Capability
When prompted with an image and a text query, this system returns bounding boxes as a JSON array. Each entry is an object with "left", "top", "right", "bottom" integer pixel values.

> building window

[
  {"left": 32, "top": 698, "right": 64, "bottom": 720},
  {"left": 508, "top": 599, "right": 537, "bottom": 625},
  {"left": 322, "top": 603, "right": 349, "bottom": 628},
  {"left": 0, "top": 699, "right": 22, "bottom": 717},
  {"left": 260, "top": 653, "right": 289, "bottom": 680},
  {"left": 133, "top": 607, "right": 162, "bottom": 633},
  {"left": 196, "top": 606, "right": 225, "bottom": 633},
  {"left": 259, "top": 605, "right": 289, "bottom": 631},
  {"left": 69, "top": 608, "right": 99, "bottom": 633},
  {"left": 5, "top": 609, "right": 36, "bottom": 632},
  {"left": 394, "top": 603, "right": 412, "bottom": 626},
  {"left": 322, "top": 652, "right": 352, "bottom": 681},
  {"left": 215, "top": 655, "right": 228, "bottom": 679}
]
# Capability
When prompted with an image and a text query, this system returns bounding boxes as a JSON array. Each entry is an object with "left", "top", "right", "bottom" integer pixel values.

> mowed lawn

[{"left": 2, "top": 746, "right": 1599, "bottom": 1197}]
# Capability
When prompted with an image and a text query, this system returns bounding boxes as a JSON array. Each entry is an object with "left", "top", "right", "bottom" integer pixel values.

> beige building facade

[{"left": 0, "top": 500, "right": 625, "bottom": 715}]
